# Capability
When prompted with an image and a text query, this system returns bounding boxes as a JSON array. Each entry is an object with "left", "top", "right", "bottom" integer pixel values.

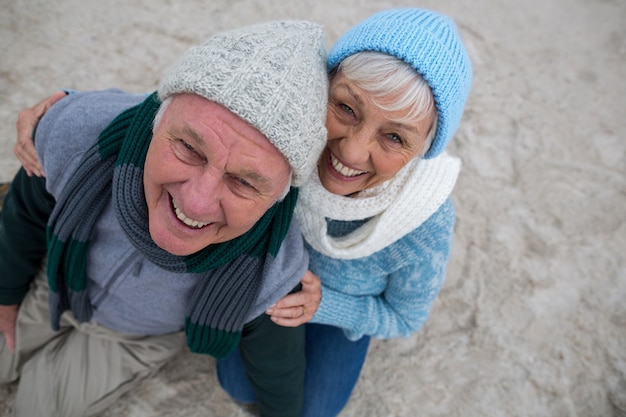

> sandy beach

[{"left": 1, "top": 0, "right": 625, "bottom": 416}]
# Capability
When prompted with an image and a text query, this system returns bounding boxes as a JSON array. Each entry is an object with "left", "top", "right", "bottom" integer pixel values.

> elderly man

[{"left": 0, "top": 21, "right": 327, "bottom": 417}]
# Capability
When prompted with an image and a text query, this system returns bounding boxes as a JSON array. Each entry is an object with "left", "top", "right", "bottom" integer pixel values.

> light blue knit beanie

[{"left": 328, "top": 8, "right": 472, "bottom": 159}]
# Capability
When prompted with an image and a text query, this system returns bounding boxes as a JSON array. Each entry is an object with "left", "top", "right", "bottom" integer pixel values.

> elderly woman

[{"left": 12, "top": 8, "right": 472, "bottom": 417}]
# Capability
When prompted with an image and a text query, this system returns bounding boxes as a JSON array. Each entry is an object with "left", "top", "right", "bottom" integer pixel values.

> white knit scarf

[{"left": 295, "top": 152, "right": 461, "bottom": 259}]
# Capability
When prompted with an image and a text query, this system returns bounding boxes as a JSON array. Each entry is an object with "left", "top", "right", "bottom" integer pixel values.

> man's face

[{"left": 143, "top": 94, "right": 291, "bottom": 256}]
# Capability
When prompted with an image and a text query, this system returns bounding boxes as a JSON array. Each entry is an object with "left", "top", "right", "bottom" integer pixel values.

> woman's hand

[
  {"left": 14, "top": 91, "right": 68, "bottom": 177},
  {"left": 266, "top": 270, "right": 321, "bottom": 327}
]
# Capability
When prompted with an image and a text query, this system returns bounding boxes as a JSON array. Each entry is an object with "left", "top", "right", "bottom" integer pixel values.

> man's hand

[
  {"left": 14, "top": 90, "right": 67, "bottom": 177},
  {"left": 0, "top": 304, "right": 19, "bottom": 353},
  {"left": 266, "top": 270, "right": 321, "bottom": 327}
]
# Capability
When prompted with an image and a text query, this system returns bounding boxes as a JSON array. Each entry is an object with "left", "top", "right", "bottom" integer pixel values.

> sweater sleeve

[
  {"left": 310, "top": 199, "right": 455, "bottom": 340},
  {"left": 0, "top": 168, "right": 55, "bottom": 304},
  {"left": 245, "top": 218, "right": 308, "bottom": 321},
  {"left": 238, "top": 291, "right": 305, "bottom": 417}
]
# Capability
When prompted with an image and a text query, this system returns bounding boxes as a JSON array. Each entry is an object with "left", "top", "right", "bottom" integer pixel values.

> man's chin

[{"left": 149, "top": 229, "right": 199, "bottom": 256}]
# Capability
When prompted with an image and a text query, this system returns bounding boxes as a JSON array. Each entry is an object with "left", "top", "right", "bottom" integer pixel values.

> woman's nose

[{"left": 339, "top": 125, "right": 375, "bottom": 162}]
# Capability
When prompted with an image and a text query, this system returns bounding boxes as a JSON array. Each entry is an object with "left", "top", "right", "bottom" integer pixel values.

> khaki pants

[{"left": 0, "top": 264, "right": 186, "bottom": 417}]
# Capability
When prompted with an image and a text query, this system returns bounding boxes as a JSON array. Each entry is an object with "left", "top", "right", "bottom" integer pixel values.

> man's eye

[
  {"left": 236, "top": 177, "right": 254, "bottom": 189},
  {"left": 228, "top": 175, "right": 259, "bottom": 195},
  {"left": 173, "top": 139, "right": 205, "bottom": 164}
]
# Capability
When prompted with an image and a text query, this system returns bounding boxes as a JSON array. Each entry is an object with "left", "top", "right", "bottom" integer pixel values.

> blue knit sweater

[{"left": 307, "top": 198, "right": 455, "bottom": 341}]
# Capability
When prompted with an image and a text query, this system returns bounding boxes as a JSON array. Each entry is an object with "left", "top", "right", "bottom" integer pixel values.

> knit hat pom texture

[
  {"left": 328, "top": 8, "right": 473, "bottom": 159},
  {"left": 159, "top": 21, "right": 329, "bottom": 186}
]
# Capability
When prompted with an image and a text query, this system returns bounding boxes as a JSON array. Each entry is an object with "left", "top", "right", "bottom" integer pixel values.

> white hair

[
  {"left": 152, "top": 96, "right": 171, "bottom": 131},
  {"left": 335, "top": 51, "right": 438, "bottom": 157}
]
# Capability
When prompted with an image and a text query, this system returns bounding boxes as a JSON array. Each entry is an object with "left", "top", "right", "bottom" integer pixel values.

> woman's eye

[
  {"left": 387, "top": 133, "right": 403, "bottom": 145},
  {"left": 340, "top": 103, "right": 355, "bottom": 116}
]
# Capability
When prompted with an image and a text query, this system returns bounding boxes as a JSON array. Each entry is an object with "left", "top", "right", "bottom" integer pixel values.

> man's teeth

[
  {"left": 330, "top": 153, "right": 367, "bottom": 177},
  {"left": 172, "top": 199, "right": 210, "bottom": 229}
]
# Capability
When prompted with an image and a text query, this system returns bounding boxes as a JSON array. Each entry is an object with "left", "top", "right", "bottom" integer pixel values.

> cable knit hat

[
  {"left": 328, "top": 8, "right": 472, "bottom": 159},
  {"left": 159, "top": 21, "right": 328, "bottom": 186}
]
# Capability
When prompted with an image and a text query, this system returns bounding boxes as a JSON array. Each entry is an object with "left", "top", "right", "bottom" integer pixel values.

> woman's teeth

[
  {"left": 330, "top": 153, "right": 367, "bottom": 177},
  {"left": 172, "top": 199, "right": 210, "bottom": 229}
]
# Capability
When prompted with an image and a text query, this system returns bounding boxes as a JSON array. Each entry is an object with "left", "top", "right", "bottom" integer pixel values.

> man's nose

[{"left": 181, "top": 169, "right": 224, "bottom": 218}]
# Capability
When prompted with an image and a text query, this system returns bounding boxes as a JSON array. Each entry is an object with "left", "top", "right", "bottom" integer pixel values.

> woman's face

[{"left": 319, "top": 72, "right": 435, "bottom": 196}]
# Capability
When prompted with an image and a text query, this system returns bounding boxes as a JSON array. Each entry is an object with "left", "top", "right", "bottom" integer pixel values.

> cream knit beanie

[{"left": 158, "top": 21, "right": 328, "bottom": 186}]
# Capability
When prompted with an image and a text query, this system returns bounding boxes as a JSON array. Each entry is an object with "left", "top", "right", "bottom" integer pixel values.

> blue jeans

[{"left": 217, "top": 323, "right": 370, "bottom": 417}]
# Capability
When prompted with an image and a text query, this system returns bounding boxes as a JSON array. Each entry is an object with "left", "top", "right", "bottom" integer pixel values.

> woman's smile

[{"left": 329, "top": 152, "right": 368, "bottom": 178}]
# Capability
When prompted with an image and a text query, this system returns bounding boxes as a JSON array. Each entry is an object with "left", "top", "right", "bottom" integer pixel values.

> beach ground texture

[{"left": 1, "top": 1, "right": 625, "bottom": 416}]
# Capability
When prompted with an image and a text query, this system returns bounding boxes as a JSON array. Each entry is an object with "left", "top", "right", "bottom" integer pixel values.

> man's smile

[{"left": 171, "top": 196, "right": 211, "bottom": 229}]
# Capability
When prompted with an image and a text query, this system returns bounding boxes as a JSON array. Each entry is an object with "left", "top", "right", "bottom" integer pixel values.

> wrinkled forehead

[
  {"left": 168, "top": 94, "right": 265, "bottom": 138},
  {"left": 163, "top": 94, "right": 291, "bottom": 190}
]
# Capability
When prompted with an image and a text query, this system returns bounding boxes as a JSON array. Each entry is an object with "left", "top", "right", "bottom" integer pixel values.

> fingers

[
  {"left": 15, "top": 103, "right": 42, "bottom": 175},
  {"left": 14, "top": 91, "right": 67, "bottom": 177},
  {"left": 14, "top": 140, "right": 42, "bottom": 177},
  {"left": 267, "top": 305, "right": 312, "bottom": 327},
  {"left": 270, "top": 291, "right": 309, "bottom": 309},
  {"left": 266, "top": 270, "right": 322, "bottom": 327},
  {"left": 300, "top": 269, "right": 320, "bottom": 286},
  {"left": 272, "top": 270, "right": 321, "bottom": 309},
  {"left": 40, "top": 90, "right": 68, "bottom": 113}
]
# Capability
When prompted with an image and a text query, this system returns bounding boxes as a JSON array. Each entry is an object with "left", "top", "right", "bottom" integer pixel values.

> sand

[{"left": 1, "top": 0, "right": 625, "bottom": 416}]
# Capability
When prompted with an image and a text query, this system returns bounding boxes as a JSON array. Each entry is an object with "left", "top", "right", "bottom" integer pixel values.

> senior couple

[{"left": 1, "top": 7, "right": 472, "bottom": 417}]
